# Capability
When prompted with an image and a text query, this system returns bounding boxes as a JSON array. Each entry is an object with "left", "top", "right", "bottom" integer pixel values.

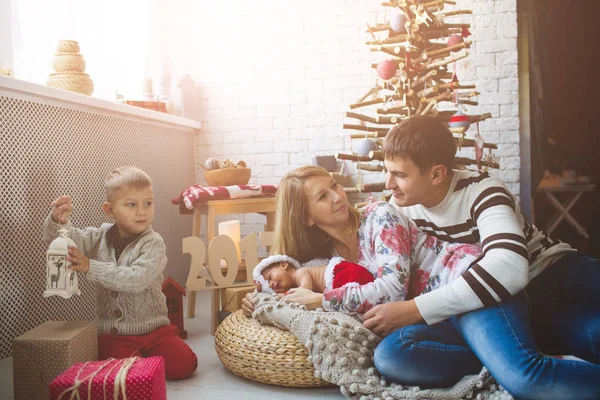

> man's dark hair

[{"left": 383, "top": 115, "right": 456, "bottom": 174}]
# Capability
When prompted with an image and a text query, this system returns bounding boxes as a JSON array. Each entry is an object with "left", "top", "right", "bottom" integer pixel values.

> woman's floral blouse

[{"left": 323, "top": 202, "right": 481, "bottom": 314}]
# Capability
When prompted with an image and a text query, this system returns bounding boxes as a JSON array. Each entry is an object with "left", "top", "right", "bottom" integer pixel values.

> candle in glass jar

[
  {"left": 218, "top": 220, "right": 241, "bottom": 262},
  {"left": 142, "top": 77, "right": 154, "bottom": 100}
]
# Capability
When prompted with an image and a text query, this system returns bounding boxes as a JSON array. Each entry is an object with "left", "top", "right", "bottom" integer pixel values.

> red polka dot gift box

[{"left": 49, "top": 356, "right": 166, "bottom": 400}]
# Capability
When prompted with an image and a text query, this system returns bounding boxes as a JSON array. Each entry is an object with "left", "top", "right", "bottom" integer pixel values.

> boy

[
  {"left": 44, "top": 166, "right": 197, "bottom": 380},
  {"left": 368, "top": 116, "right": 600, "bottom": 397}
]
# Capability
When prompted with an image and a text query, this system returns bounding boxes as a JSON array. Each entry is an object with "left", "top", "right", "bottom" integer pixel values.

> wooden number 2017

[{"left": 184, "top": 232, "right": 273, "bottom": 291}]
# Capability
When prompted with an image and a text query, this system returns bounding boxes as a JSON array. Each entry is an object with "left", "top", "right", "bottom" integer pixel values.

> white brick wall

[{"left": 191, "top": 0, "right": 519, "bottom": 230}]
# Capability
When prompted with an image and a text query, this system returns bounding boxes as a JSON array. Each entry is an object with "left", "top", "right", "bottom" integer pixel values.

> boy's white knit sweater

[{"left": 43, "top": 215, "right": 170, "bottom": 335}]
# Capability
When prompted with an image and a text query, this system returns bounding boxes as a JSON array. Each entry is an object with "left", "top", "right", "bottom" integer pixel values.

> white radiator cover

[{"left": 0, "top": 77, "right": 199, "bottom": 358}]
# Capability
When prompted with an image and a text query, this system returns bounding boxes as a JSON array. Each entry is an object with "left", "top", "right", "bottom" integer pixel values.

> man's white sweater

[{"left": 392, "top": 170, "right": 573, "bottom": 324}]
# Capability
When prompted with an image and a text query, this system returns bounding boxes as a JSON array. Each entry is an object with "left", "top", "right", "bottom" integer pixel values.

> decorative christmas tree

[{"left": 336, "top": 0, "right": 499, "bottom": 197}]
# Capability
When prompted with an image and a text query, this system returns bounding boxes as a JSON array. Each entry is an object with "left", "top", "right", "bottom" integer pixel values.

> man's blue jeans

[{"left": 374, "top": 253, "right": 600, "bottom": 400}]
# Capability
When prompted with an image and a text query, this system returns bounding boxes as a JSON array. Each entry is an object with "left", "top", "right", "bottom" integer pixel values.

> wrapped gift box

[
  {"left": 12, "top": 321, "right": 97, "bottom": 400},
  {"left": 50, "top": 356, "right": 166, "bottom": 400},
  {"left": 221, "top": 285, "right": 255, "bottom": 313},
  {"left": 220, "top": 263, "right": 247, "bottom": 282},
  {"left": 125, "top": 100, "right": 167, "bottom": 113}
]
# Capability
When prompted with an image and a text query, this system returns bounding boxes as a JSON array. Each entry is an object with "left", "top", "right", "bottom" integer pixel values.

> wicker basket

[
  {"left": 52, "top": 53, "right": 86, "bottom": 73},
  {"left": 205, "top": 167, "right": 251, "bottom": 186},
  {"left": 56, "top": 40, "right": 80, "bottom": 54},
  {"left": 215, "top": 310, "right": 331, "bottom": 387},
  {"left": 47, "top": 72, "right": 94, "bottom": 96}
]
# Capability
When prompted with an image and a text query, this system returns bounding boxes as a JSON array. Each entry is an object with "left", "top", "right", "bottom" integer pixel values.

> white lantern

[{"left": 44, "top": 228, "right": 81, "bottom": 298}]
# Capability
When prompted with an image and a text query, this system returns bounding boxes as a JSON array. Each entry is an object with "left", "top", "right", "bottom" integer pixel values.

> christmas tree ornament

[
  {"left": 355, "top": 138, "right": 378, "bottom": 157},
  {"left": 390, "top": 13, "right": 407, "bottom": 33},
  {"left": 460, "top": 58, "right": 473, "bottom": 73},
  {"left": 483, "top": 149, "right": 499, "bottom": 172},
  {"left": 448, "top": 111, "right": 471, "bottom": 130},
  {"left": 447, "top": 35, "right": 464, "bottom": 49},
  {"left": 205, "top": 157, "right": 220, "bottom": 170},
  {"left": 376, "top": 60, "right": 398, "bottom": 80},
  {"left": 414, "top": 9, "right": 432, "bottom": 26},
  {"left": 456, "top": 133, "right": 464, "bottom": 151},
  {"left": 461, "top": 25, "right": 471, "bottom": 38},
  {"left": 44, "top": 228, "right": 81, "bottom": 299},
  {"left": 356, "top": 169, "right": 365, "bottom": 192}
]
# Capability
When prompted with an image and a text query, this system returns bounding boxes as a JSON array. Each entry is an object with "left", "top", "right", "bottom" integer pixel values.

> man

[{"left": 364, "top": 116, "right": 600, "bottom": 400}]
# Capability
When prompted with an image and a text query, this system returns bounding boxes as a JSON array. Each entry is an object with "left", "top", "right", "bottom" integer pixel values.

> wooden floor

[{"left": 0, "top": 290, "right": 342, "bottom": 400}]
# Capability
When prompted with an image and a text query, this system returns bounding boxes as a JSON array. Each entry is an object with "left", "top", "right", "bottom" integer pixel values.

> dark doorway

[{"left": 523, "top": 0, "right": 600, "bottom": 256}]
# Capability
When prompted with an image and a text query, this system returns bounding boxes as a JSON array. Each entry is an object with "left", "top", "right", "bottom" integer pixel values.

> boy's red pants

[{"left": 98, "top": 324, "right": 197, "bottom": 380}]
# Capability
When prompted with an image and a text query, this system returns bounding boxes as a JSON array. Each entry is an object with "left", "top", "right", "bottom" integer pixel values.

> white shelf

[{"left": 0, "top": 76, "right": 202, "bottom": 130}]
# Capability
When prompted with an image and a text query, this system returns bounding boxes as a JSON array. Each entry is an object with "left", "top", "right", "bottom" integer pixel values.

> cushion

[{"left": 215, "top": 310, "right": 331, "bottom": 387}]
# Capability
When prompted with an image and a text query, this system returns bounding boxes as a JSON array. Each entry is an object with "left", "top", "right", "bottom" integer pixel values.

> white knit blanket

[{"left": 252, "top": 293, "right": 514, "bottom": 400}]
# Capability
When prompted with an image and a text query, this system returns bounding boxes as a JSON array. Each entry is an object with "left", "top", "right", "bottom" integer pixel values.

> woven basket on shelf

[
  {"left": 52, "top": 53, "right": 86, "bottom": 73},
  {"left": 215, "top": 310, "right": 331, "bottom": 388},
  {"left": 56, "top": 40, "right": 80, "bottom": 53},
  {"left": 47, "top": 72, "right": 94, "bottom": 96},
  {"left": 205, "top": 167, "right": 251, "bottom": 186}
]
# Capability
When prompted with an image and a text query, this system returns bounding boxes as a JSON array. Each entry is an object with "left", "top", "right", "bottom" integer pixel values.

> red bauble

[
  {"left": 447, "top": 35, "right": 464, "bottom": 50},
  {"left": 376, "top": 60, "right": 398, "bottom": 80}
]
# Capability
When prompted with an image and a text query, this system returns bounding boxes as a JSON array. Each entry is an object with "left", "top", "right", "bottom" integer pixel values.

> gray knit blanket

[{"left": 252, "top": 293, "right": 514, "bottom": 400}]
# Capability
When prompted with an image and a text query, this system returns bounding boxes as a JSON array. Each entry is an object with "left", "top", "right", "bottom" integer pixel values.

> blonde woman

[
  {"left": 243, "top": 166, "right": 481, "bottom": 333},
  {"left": 242, "top": 165, "right": 488, "bottom": 386}
]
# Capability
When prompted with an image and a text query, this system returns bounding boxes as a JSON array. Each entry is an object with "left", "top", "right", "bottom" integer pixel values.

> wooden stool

[
  {"left": 537, "top": 184, "right": 596, "bottom": 239},
  {"left": 187, "top": 197, "right": 276, "bottom": 335}
]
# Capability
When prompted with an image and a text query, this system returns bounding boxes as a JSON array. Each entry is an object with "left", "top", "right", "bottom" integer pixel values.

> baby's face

[{"left": 261, "top": 262, "right": 296, "bottom": 293}]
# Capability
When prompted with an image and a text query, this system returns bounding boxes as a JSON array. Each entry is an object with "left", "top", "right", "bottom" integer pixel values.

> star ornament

[
  {"left": 433, "top": 12, "right": 445, "bottom": 27},
  {"left": 415, "top": 10, "right": 432, "bottom": 26},
  {"left": 460, "top": 58, "right": 473, "bottom": 72},
  {"left": 483, "top": 150, "right": 499, "bottom": 167}
]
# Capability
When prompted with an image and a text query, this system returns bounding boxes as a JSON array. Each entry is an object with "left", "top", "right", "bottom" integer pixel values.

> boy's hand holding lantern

[{"left": 51, "top": 195, "right": 73, "bottom": 224}]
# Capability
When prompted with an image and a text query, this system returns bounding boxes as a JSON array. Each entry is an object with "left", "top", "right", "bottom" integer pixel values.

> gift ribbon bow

[{"left": 57, "top": 357, "right": 139, "bottom": 400}]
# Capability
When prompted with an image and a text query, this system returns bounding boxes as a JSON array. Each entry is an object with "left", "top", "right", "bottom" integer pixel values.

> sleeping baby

[{"left": 253, "top": 255, "right": 374, "bottom": 295}]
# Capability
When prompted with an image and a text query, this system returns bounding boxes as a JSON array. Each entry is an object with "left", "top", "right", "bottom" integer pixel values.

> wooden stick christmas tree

[{"left": 337, "top": 0, "right": 499, "bottom": 194}]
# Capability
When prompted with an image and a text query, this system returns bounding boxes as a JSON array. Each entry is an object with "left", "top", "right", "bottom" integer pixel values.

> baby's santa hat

[{"left": 253, "top": 254, "right": 302, "bottom": 294}]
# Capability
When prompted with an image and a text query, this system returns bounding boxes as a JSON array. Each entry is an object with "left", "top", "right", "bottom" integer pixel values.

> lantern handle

[{"left": 58, "top": 226, "right": 69, "bottom": 238}]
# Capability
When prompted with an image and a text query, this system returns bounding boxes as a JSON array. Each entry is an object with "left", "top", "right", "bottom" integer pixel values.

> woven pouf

[{"left": 215, "top": 310, "right": 331, "bottom": 387}]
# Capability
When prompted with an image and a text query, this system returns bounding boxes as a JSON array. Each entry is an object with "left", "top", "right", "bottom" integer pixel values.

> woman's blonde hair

[{"left": 272, "top": 165, "right": 360, "bottom": 263}]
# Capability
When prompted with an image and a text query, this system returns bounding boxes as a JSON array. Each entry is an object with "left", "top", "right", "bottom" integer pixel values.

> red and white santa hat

[{"left": 253, "top": 254, "right": 302, "bottom": 294}]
